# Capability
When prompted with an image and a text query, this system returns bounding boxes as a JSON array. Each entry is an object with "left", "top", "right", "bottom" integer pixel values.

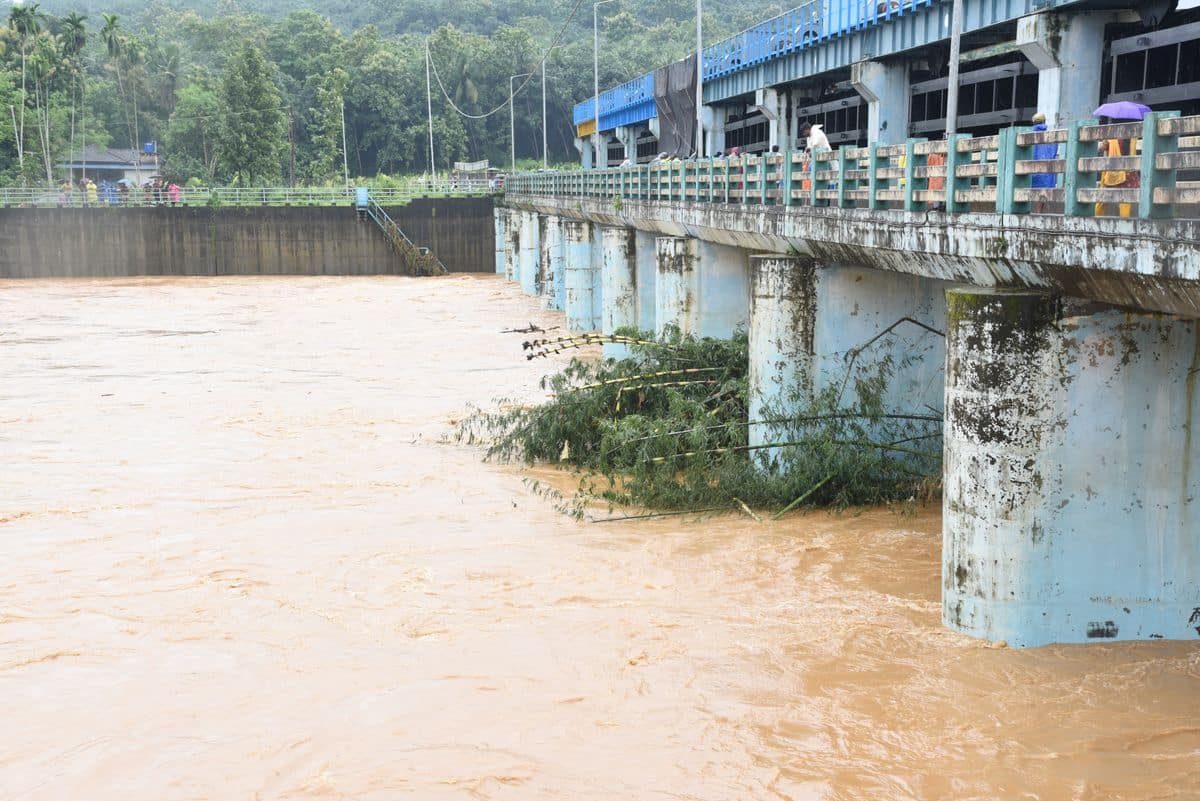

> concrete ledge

[{"left": 501, "top": 196, "right": 1200, "bottom": 316}]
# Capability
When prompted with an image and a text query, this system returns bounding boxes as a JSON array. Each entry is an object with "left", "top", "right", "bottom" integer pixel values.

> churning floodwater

[{"left": 1, "top": 275, "right": 1197, "bottom": 800}]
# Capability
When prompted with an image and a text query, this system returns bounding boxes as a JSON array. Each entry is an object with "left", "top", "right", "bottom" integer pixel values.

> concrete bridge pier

[
  {"left": 502, "top": 209, "right": 519, "bottom": 283},
  {"left": 635, "top": 231, "right": 657, "bottom": 332},
  {"left": 539, "top": 215, "right": 564, "bottom": 311},
  {"left": 562, "top": 220, "right": 598, "bottom": 333},
  {"left": 518, "top": 212, "right": 540, "bottom": 296},
  {"left": 943, "top": 289, "right": 1200, "bottom": 647},
  {"left": 748, "top": 254, "right": 816, "bottom": 462},
  {"left": 850, "top": 59, "right": 910, "bottom": 146},
  {"left": 493, "top": 207, "right": 506, "bottom": 275},
  {"left": 695, "top": 242, "right": 750, "bottom": 339},
  {"left": 600, "top": 227, "right": 637, "bottom": 359},
  {"left": 655, "top": 237, "right": 700, "bottom": 338},
  {"left": 1018, "top": 10, "right": 1113, "bottom": 127},
  {"left": 653, "top": 237, "right": 751, "bottom": 341},
  {"left": 746, "top": 259, "right": 948, "bottom": 466}
]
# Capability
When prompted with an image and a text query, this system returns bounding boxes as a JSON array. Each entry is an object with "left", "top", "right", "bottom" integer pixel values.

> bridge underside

[{"left": 493, "top": 202, "right": 1200, "bottom": 648}]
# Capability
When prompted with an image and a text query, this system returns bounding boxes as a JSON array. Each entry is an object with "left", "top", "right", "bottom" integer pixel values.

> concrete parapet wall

[{"left": 0, "top": 198, "right": 494, "bottom": 278}]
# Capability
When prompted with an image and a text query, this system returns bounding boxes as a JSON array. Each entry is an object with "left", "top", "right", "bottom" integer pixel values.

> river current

[{"left": 1, "top": 275, "right": 1196, "bottom": 800}]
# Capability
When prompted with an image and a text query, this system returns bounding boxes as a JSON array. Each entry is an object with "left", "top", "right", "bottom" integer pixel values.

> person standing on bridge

[
  {"left": 1030, "top": 113, "right": 1059, "bottom": 214},
  {"left": 801, "top": 121, "right": 832, "bottom": 191},
  {"left": 1095, "top": 117, "right": 1139, "bottom": 218}
]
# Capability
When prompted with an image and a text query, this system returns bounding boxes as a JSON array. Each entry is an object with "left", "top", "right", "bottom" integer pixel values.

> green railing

[
  {"left": 0, "top": 182, "right": 494, "bottom": 209},
  {"left": 508, "top": 112, "right": 1200, "bottom": 220}
]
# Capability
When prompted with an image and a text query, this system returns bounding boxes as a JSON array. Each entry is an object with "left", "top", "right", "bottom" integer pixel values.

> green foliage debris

[{"left": 458, "top": 327, "right": 942, "bottom": 519}]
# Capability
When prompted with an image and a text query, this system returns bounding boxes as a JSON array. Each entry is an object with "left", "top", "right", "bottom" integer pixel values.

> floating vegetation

[{"left": 457, "top": 326, "right": 942, "bottom": 519}]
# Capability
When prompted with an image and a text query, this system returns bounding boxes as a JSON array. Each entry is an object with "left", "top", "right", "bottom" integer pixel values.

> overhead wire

[{"left": 426, "top": 0, "right": 588, "bottom": 120}]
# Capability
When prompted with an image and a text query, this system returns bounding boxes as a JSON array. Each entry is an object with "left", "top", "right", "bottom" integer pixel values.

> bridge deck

[{"left": 507, "top": 113, "right": 1200, "bottom": 316}]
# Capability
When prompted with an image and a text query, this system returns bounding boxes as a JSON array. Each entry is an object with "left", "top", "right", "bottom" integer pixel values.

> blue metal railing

[{"left": 574, "top": 0, "right": 938, "bottom": 132}]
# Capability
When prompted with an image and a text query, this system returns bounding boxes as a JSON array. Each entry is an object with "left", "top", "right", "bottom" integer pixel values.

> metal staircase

[{"left": 360, "top": 194, "right": 447, "bottom": 276}]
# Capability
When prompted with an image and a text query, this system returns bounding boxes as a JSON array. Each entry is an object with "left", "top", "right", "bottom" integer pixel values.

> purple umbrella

[{"left": 1092, "top": 101, "right": 1152, "bottom": 120}]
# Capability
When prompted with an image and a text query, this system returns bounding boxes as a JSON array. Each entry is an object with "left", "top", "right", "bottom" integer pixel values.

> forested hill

[
  {"left": 35, "top": 0, "right": 785, "bottom": 40},
  {"left": 3, "top": 0, "right": 784, "bottom": 186}
]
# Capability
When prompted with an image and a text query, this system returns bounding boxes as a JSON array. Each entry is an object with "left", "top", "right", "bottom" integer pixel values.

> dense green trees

[
  {"left": 217, "top": 43, "right": 285, "bottom": 184},
  {"left": 2, "top": 0, "right": 785, "bottom": 185}
]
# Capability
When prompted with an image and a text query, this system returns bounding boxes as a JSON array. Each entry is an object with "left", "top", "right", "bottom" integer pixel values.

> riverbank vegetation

[
  {"left": 458, "top": 329, "right": 943, "bottom": 519},
  {"left": 2, "top": 0, "right": 786, "bottom": 186}
]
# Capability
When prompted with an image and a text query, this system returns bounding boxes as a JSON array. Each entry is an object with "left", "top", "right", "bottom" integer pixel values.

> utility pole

[
  {"left": 511, "top": 72, "right": 533, "bottom": 172},
  {"left": 945, "top": 0, "right": 963, "bottom": 136},
  {"left": 542, "top": 56, "right": 549, "bottom": 170},
  {"left": 426, "top": 38, "right": 437, "bottom": 181},
  {"left": 593, "top": 0, "right": 617, "bottom": 169},
  {"left": 340, "top": 100, "right": 350, "bottom": 189},
  {"left": 695, "top": 0, "right": 703, "bottom": 158},
  {"left": 288, "top": 109, "right": 296, "bottom": 187}
]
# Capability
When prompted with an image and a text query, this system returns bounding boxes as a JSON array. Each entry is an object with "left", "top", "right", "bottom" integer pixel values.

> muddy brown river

[{"left": 1, "top": 275, "right": 1196, "bottom": 800}]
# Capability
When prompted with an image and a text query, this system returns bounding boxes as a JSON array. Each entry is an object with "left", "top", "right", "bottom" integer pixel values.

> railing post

[
  {"left": 759, "top": 156, "right": 768, "bottom": 205},
  {"left": 708, "top": 158, "right": 716, "bottom": 203},
  {"left": 904, "top": 138, "right": 926, "bottom": 212},
  {"left": 1062, "top": 118, "right": 1098, "bottom": 217},
  {"left": 809, "top": 152, "right": 821, "bottom": 207},
  {"left": 944, "top": 133, "right": 970, "bottom": 214},
  {"left": 680, "top": 159, "right": 689, "bottom": 203},
  {"left": 723, "top": 160, "right": 730, "bottom": 204},
  {"left": 867, "top": 143, "right": 886, "bottom": 211},
  {"left": 996, "top": 126, "right": 1031, "bottom": 215},
  {"left": 1141, "top": 110, "right": 1180, "bottom": 220},
  {"left": 836, "top": 147, "right": 850, "bottom": 209},
  {"left": 782, "top": 151, "right": 794, "bottom": 207}
]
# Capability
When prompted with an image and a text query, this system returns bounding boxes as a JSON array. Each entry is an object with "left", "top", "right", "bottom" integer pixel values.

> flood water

[{"left": 1, "top": 275, "right": 1197, "bottom": 800}]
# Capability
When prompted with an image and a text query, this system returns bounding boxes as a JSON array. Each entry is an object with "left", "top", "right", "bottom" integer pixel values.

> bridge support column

[
  {"left": 655, "top": 237, "right": 699, "bottom": 338},
  {"left": 943, "top": 289, "right": 1200, "bottom": 647},
  {"left": 562, "top": 220, "right": 597, "bottom": 332},
  {"left": 540, "top": 215, "right": 564, "bottom": 311},
  {"left": 635, "top": 231, "right": 657, "bottom": 332},
  {"left": 502, "top": 209, "right": 519, "bottom": 283},
  {"left": 850, "top": 59, "right": 910, "bottom": 146},
  {"left": 695, "top": 241, "right": 750, "bottom": 339},
  {"left": 600, "top": 227, "right": 637, "bottom": 359},
  {"left": 1018, "top": 11, "right": 1113, "bottom": 127},
  {"left": 811, "top": 266, "right": 947, "bottom": 416},
  {"left": 493, "top": 207, "right": 505, "bottom": 275},
  {"left": 748, "top": 255, "right": 816, "bottom": 462},
  {"left": 518, "top": 212, "right": 540, "bottom": 296},
  {"left": 746, "top": 261, "right": 947, "bottom": 467}
]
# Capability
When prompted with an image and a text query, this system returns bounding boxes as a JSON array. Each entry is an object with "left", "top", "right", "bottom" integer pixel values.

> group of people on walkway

[
  {"left": 611, "top": 109, "right": 1152, "bottom": 218},
  {"left": 58, "top": 177, "right": 182, "bottom": 208}
]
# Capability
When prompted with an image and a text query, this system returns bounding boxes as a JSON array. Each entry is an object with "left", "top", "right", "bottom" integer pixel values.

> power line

[{"left": 427, "top": 0, "right": 588, "bottom": 120}]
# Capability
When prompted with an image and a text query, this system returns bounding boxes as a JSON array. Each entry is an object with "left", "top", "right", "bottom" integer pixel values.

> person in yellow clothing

[
  {"left": 85, "top": 179, "right": 98, "bottom": 207},
  {"left": 1095, "top": 134, "right": 1139, "bottom": 218}
]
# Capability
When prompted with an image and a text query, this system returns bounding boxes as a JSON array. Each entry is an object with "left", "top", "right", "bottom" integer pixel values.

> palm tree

[
  {"left": 153, "top": 42, "right": 182, "bottom": 113},
  {"left": 8, "top": 2, "right": 45, "bottom": 179},
  {"left": 58, "top": 12, "right": 86, "bottom": 56},
  {"left": 100, "top": 13, "right": 139, "bottom": 166},
  {"left": 56, "top": 13, "right": 88, "bottom": 180},
  {"left": 28, "top": 31, "right": 61, "bottom": 184}
]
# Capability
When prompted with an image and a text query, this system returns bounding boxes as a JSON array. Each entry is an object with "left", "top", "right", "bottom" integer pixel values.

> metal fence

[
  {"left": 0, "top": 182, "right": 494, "bottom": 209},
  {"left": 510, "top": 112, "right": 1200, "bottom": 220}
]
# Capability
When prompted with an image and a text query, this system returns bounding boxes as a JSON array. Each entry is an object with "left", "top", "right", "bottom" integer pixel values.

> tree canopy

[{"left": 2, "top": 0, "right": 787, "bottom": 185}]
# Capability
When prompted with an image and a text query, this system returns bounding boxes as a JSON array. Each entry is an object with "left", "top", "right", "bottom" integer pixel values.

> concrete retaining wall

[{"left": 0, "top": 197, "right": 494, "bottom": 278}]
